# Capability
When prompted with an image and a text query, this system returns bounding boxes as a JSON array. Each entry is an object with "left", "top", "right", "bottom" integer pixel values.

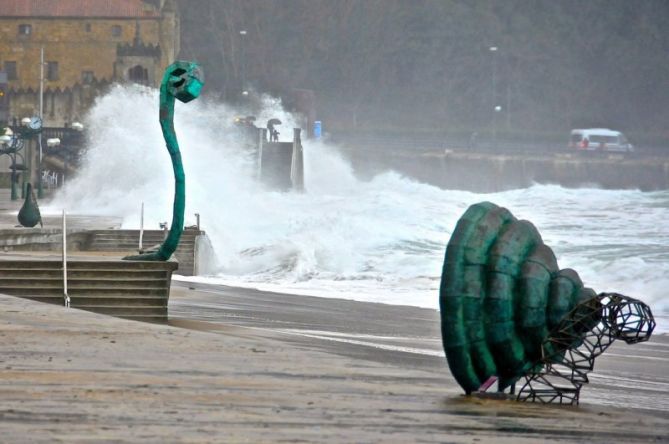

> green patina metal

[
  {"left": 17, "top": 182, "right": 42, "bottom": 228},
  {"left": 124, "top": 61, "right": 203, "bottom": 262},
  {"left": 440, "top": 202, "right": 597, "bottom": 394}
]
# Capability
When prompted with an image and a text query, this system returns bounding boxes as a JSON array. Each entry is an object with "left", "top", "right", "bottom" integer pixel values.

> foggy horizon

[{"left": 179, "top": 0, "right": 669, "bottom": 144}]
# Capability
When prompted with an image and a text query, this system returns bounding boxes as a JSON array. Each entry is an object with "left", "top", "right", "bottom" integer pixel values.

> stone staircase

[
  {"left": 0, "top": 260, "right": 177, "bottom": 322},
  {"left": 84, "top": 229, "right": 202, "bottom": 275}
]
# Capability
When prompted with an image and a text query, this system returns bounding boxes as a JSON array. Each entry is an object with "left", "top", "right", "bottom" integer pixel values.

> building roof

[{"left": 0, "top": 0, "right": 161, "bottom": 18}]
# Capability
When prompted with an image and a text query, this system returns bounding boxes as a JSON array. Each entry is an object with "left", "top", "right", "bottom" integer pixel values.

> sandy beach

[{"left": 0, "top": 281, "right": 667, "bottom": 443}]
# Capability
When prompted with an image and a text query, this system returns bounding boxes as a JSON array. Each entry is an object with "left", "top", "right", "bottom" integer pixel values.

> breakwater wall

[{"left": 343, "top": 149, "right": 669, "bottom": 192}]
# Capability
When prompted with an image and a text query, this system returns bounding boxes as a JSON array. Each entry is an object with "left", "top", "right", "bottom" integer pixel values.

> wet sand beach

[{"left": 0, "top": 283, "right": 667, "bottom": 443}]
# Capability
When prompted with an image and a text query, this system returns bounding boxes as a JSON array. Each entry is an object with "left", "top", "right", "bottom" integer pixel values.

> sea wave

[{"left": 48, "top": 86, "right": 669, "bottom": 332}]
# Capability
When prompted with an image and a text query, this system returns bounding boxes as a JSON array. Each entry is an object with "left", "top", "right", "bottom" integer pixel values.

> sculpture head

[
  {"left": 163, "top": 61, "right": 204, "bottom": 103},
  {"left": 603, "top": 293, "right": 655, "bottom": 344}
]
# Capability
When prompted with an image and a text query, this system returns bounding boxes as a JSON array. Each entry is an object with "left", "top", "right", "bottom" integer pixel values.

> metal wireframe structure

[{"left": 516, "top": 293, "right": 656, "bottom": 404}]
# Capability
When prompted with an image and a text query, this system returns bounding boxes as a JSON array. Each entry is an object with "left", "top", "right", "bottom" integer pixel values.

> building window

[
  {"left": 5, "top": 61, "right": 17, "bottom": 80},
  {"left": 47, "top": 62, "right": 59, "bottom": 81},
  {"left": 81, "top": 71, "right": 94, "bottom": 84},
  {"left": 111, "top": 25, "right": 122, "bottom": 37},
  {"left": 85, "top": 23, "right": 92, "bottom": 32},
  {"left": 18, "top": 24, "right": 32, "bottom": 35},
  {"left": 128, "top": 65, "right": 149, "bottom": 84}
]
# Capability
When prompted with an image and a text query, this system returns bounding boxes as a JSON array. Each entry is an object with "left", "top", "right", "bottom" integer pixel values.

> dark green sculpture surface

[
  {"left": 440, "top": 202, "right": 596, "bottom": 393},
  {"left": 17, "top": 183, "right": 42, "bottom": 228},
  {"left": 124, "top": 61, "right": 203, "bottom": 261}
]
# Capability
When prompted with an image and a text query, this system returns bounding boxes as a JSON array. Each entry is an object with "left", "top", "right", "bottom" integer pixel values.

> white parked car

[{"left": 568, "top": 128, "right": 634, "bottom": 153}]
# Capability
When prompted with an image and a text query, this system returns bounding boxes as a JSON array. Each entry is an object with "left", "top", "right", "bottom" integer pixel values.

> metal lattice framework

[{"left": 517, "top": 293, "right": 655, "bottom": 404}]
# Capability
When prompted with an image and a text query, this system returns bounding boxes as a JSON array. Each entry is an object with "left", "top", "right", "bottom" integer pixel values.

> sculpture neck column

[{"left": 157, "top": 88, "right": 183, "bottom": 261}]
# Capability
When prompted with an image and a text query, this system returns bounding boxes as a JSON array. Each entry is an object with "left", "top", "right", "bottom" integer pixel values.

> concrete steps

[
  {"left": 0, "top": 229, "right": 204, "bottom": 276},
  {"left": 84, "top": 229, "right": 202, "bottom": 276},
  {"left": 0, "top": 260, "right": 177, "bottom": 322}
]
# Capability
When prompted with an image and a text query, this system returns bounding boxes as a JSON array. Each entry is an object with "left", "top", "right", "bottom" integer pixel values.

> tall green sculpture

[
  {"left": 440, "top": 202, "right": 655, "bottom": 403},
  {"left": 124, "top": 61, "right": 203, "bottom": 261}
]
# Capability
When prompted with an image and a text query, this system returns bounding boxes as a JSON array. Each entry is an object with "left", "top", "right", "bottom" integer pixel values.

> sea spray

[{"left": 47, "top": 86, "right": 669, "bottom": 327}]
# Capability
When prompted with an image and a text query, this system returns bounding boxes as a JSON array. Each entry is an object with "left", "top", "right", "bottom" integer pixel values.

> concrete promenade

[
  {"left": 1, "top": 284, "right": 668, "bottom": 443},
  {"left": 0, "top": 188, "right": 122, "bottom": 230}
]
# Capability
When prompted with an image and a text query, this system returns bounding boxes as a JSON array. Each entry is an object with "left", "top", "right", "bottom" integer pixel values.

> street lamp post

[
  {"left": 239, "top": 30, "right": 248, "bottom": 98},
  {"left": 46, "top": 137, "right": 61, "bottom": 186},
  {"left": 0, "top": 127, "right": 26, "bottom": 200},
  {"left": 0, "top": 133, "right": 14, "bottom": 198},
  {"left": 59, "top": 121, "right": 84, "bottom": 186},
  {"left": 38, "top": 47, "right": 44, "bottom": 198},
  {"left": 490, "top": 46, "right": 498, "bottom": 151}
]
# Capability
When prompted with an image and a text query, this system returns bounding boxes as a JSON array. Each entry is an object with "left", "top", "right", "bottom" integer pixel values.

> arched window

[{"left": 128, "top": 65, "right": 149, "bottom": 84}]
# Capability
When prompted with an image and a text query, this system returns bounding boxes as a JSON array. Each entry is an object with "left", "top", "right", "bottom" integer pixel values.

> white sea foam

[{"left": 47, "top": 86, "right": 669, "bottom": 332}]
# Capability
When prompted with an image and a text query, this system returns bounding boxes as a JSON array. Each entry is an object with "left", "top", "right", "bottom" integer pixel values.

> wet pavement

[
  {"left": 169, "top": 281, "right": 669, "bottom": 415},
  {"left": 2, "top": 290, "right": 668, "bottom": 443}
]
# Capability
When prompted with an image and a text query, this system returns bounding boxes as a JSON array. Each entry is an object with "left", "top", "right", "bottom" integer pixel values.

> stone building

[{"left": 0, "top": 0, "right": 179, "bottom": 126}]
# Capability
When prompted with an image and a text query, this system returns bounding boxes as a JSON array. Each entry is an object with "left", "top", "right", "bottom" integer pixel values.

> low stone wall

[
  {"left": 344, "top": 149, "right": 669, "bottom": 192},
  {"left": 0, "top": 228, "right": 88, "bottom": 252}
]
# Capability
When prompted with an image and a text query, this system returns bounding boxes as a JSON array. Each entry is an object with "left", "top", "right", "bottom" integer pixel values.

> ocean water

[{"left": 47, "top": 86, "right": 669, "bottom": 330}]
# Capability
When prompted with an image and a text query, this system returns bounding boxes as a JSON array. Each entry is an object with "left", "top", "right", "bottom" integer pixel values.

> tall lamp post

[
  {"left": 55, "top": 121, "right": 84, "bottom": 187},
  {"left": 37, "top": 47, "right": 45, "bottom": 198},
  {"left": 490, "top": 46, "right": 499, "bottom": 151},
  {"left": 239, "top": 30, "right": 248, "bottom": 98},
  {"left": 22, "top": 115, "right": 42, "bottom": 197},
  {"left": 45, "top": 137, "right": 61, "bottom": 186},
  {"left": 0, "top": 126, "right": 26, "bottom": 200},
  {"left": 0, "top": 132, "right": 14, "bottom": 198}
]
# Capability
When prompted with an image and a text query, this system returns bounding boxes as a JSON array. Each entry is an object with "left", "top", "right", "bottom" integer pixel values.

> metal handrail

[{"left": 62, "top": 209, "right": 69, "bottom": 308}]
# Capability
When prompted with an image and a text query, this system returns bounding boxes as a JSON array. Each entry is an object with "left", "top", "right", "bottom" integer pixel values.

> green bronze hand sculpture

[
  {"left": 124, "top": 61, "right": 203, "bottom": 261},
  {"left": 440, "top": 202, "right": 655, "bottom": 404}
]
